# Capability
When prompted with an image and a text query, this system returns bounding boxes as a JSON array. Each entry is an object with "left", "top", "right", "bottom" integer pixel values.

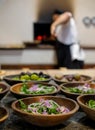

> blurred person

[{"left": 50, "top": 10, "right": 85, "bottom": 69}]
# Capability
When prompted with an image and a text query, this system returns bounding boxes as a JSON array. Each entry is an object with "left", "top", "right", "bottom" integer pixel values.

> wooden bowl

[
  {"left": 53, "top": 74, "right": 92, "bottom": 85},
  {"left": 77, "top": 95, "right": 95, "bottom": 121},
  {"left": 3, "top": 72, "right": 51, "bottom": 85},
  {"left": 10, "top": 82, "right": 60, "bottom": 99},
  {"left": 0, "top": 107, "right": 9, "bottom": 123},
  {"left": 0, "top": 82, "right": 9, "bottom": 100},
  {"left": 11, "top": 96, "right": 79, "bottom": 127},
  {"left": 89, "top": 79, "right": 95, "bottom": 84},
  {"left": 60, "top": 82, "right": 95, "bottom": 100}
]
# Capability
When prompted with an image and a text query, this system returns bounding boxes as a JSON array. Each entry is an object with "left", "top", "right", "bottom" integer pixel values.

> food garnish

[
  {"left": 86, "top": 100, "right": 95, "bottom": 109},
  {"left": 63, "top": 84, "right": 95, "bottom": 94},
  {"left": 19, "top": 99, "right": 69, "bottom": 115},
  {"left": 20, "top": 82, "right": 57, "bottom": 95}
]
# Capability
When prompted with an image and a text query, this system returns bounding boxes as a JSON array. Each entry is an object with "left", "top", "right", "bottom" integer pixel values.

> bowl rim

[
  {"left": 0, "top": 82, "right": 9, "bottom": 94},
  {"left": 0, "top": 70, "right": 6, "bottom": 75},
  {"left": 10, "top": 82, "right": 60, "bottom": 96},
  {"left": 60, "top": 82, "right": 95, "bottom": 96},
  {"left": 3, "top": 73, "right": 51, "bottom": 82},
  {"left": 77, "top": 94, "right": 95, "bottom": 111},
  {"left": 53, "top": 74, "right": 92, "bottom": 83},
  {"left": 11, "top": 96, "right": 79, "bottom": 117},
  {"left": 0, "top": 106, "right": 9, "bottom": 123}
]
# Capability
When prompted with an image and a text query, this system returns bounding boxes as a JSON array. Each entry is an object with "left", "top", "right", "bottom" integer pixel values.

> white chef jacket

[{"left": 55, "top": 17, "right": 85, "bottom": 61}]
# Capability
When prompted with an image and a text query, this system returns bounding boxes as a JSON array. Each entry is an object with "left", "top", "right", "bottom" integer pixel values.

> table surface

[
  {"left": 1, "top": 68, "right": 95, "bottom": 77},
  {"left": 0, "top": 68, "right": 95, "bottom": 130}
]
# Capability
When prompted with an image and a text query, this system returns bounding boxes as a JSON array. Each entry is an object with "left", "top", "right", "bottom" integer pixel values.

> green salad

[
  {"left": 19, "top": 99, "right": 69, "bottom": 115},
  {"left": 20, "top": 83, "right": 57, "bottom": 95},
  {"left": 64, "top": 84, "right": 95, "bottom": 94},
  {"left": 0, "top": 88, "right": 2, "bottom": 92},
  {"left": 12, "top": 72, "right": 50, "bottom": 81},
  {"left": 86, "top": 100, "right": 95, "bottom": 109}
]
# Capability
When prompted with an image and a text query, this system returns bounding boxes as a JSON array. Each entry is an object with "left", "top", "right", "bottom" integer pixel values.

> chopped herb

[
  {"left": 64, "top": 84, "right": 95, "bottom": 94},
  {"left": 86, "top": 100, "right": 95, "bottom": 109},
  {"left": 19, "top": 100, "right": 27, "bottom": 110},
  {"left": 0, "top": 88, "right": 2, "bottom": 92},
  {"left": 19, "top": 99, "right": 69, "bottom": 115},
  {"left": 20, "top": 83, "right": 57, "bottom": 95}
]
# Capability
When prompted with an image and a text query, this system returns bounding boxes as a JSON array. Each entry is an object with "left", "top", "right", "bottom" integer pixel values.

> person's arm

[{"left": 50, "top": 12, "right": 72, "bottom": 36}]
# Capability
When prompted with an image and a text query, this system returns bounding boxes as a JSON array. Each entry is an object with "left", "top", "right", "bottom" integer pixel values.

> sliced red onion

[{"left": 29, "top": 84, "right": 38, "bottom": 91}]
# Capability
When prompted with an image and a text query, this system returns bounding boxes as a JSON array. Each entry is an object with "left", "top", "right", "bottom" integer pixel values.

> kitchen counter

[
  {"left": 0, "top": 68, "right": 95, "bottom": 130},
  {"left": 0, "top": 44, "right": 57, "bottom": 66},
  {"left": 0, "top": 42, "right": 95, "bottom": 50},
  {"left": 1, "top": 68, "right": 95, "bottom": 78},
  {"left": 0, "top": 44, "right": 95, "bottom": 68},
  {"left": 0, "top": 44, "right": 55, "bottom": 50}
]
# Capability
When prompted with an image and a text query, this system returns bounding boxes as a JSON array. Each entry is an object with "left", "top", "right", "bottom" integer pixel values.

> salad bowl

[
  {"left": 0, "top": 82, "right": 9, "bottom": 100},
  {"left": 60, "top": 82, "right": 95, "bottom": 99},
  {"left": 89, "top": 79, "right": 95, "bottom": 84},
  {"left": 11, "top": 96, "right": 79, "bottom": 126},
  {"left": 10, "top": 82, "right": 60, "bottom": 98},
  {"left": 77, "top": 95, "right": 95, "bottom": 121},
  {"left": 0, "top": 107, "right": 9, "bottom": 123},
  {"left": 3, "top": 72, "right": 51, "bottom": 85},
  {"left": 53, "top": 74, "right": 92, "bottom": 85}
]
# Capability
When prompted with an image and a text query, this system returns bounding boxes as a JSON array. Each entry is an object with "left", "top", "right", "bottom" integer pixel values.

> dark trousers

[{"left": 55, "top": 41, "right": 84, "bottom": 69}]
